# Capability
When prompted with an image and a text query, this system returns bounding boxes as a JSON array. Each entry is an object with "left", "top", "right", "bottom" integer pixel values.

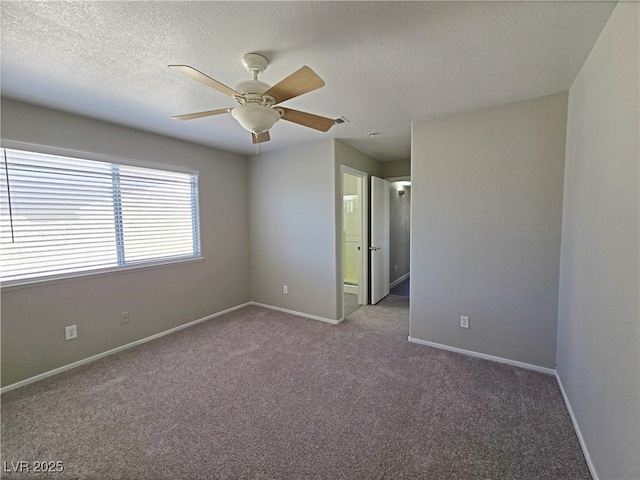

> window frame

[{"left": 0, "top": 140, "right": 204, "bottom": 290}]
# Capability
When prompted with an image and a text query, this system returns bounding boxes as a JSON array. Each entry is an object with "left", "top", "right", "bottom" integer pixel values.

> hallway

[{"left": 390, "top": 277, "right": 410, "bottom": 297}]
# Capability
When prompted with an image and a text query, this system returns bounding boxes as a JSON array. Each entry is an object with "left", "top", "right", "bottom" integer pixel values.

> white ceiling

[{"left": 1, "top": 1, "right": 615, "bottom": 162}]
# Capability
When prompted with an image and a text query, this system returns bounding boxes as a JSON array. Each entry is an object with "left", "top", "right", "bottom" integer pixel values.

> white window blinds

[{"left": 1, "top": 148, "right": 201, "bottom": 285}]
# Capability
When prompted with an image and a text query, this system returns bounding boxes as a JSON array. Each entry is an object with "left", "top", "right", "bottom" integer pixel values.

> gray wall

[
  {"left": 557, "top": 3, "right": 640, "bottom": 478},
  {"left": 382, "top": 158, "right": 410, "bottom": 179},
  {"left": 1, "top": 98, "right": 250, "bottom": 387},
  {"left": 335, "top": 140, "right": 383, "bottom": 177},
  {"left": 249, "top": 140, "right": 338, "bottom": 321},
  {"left": 410, "top": 92, "right": 567, "bottom": 368}
]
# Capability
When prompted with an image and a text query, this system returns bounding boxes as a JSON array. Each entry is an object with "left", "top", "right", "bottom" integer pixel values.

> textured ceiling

[{"left": 1, "top": 1, "right": 615, "bottom": 161}]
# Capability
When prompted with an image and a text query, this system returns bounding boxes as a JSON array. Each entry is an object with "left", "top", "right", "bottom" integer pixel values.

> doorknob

[{"left": 369, "top": 246, "right": 381, "bottom": 251}]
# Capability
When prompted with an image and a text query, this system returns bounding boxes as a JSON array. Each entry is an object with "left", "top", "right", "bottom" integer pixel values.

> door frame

[{"left": 340, "top": 166, "right": 369, "bottom": 315}]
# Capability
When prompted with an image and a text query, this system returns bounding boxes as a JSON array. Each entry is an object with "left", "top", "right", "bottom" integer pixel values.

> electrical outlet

[
  {"left": 395, "top": 265, "right": 398, "bottom": 272},
  {"left": 283, "top": 285, "right": 288, "bottom": 294},
  {"left": 120, "top": 312, "right": 130, "bottom": 324},
  {"left": 65, "top": 324, "right": 78, "bottom": 340},
  {"left": 460, "top": 316, "right": 470, "bottom": 329}
]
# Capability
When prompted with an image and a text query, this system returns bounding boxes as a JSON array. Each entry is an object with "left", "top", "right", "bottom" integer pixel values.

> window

[{"left": 1, "top": 147, "right": 201, "bottom": 286}]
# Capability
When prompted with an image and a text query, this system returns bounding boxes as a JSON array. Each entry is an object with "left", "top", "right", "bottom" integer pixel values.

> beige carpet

[{"left": 1, "top": 298, "right": 589, "bottom": 479}]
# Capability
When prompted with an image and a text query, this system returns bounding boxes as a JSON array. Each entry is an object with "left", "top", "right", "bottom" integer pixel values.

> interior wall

[
  {"left": 382, "top": 158, "right": 411, "bottom": 179},
  {"left": 249, "top": 140, "right": 337, "bottom": 321},
  {"left": 0, "top": 98, "right": 250, "bottom": 387},
  {"left": 410, "top": 92, "right": 567, "bottom": 368},
  {"left": 556, "top": 3, "right": 639, "bottom": 478},
  {"left": 335, "top": 140, "right": 383, "bottom": 178},
  {"left": 389, "top": 185, "right": 410, "bottom": 284}
]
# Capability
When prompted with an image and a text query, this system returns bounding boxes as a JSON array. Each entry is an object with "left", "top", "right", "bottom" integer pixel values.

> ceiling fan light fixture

[{"left": 231, "top": 104, "right": 282, "bottom": 135}]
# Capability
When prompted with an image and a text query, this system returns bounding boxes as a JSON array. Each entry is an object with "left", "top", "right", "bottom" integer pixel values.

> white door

[{"left": 371, "top": 176, "right": 390, "bottom": 304}]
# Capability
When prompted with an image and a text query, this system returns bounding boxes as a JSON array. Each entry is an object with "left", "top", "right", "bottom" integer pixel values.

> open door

[{"left": 371, "top": 176, "right": 390, "bottom": 304}]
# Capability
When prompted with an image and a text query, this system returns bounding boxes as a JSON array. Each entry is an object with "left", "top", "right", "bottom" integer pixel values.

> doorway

[
  {"left": 388, "top": 177, "right": 411, "bottom": 299},
  {"left": 342, "top": 167, "right": 368, "bottom": 318},
  {"left": 370, "top": 176, "right": 411, "bottom": 305}
]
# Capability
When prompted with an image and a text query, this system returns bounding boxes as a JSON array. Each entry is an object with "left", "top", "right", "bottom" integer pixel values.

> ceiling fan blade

[
  {"left": 263, "top": 66, "right": 325, "bottom": 104},
  {"left": 169, "top": 65, "right": 239, "bottom": 97},
  {"left": 280, "top": 108, "right": 336, "bottom": 132},
  {"left": 252, "top": 131, "right": 271, "bottom": 144},
  {"left": 171, "top": 108, "right": 232, "bottom": 121}
]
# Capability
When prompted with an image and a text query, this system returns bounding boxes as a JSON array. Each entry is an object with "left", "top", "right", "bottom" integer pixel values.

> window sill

[{"left": 0, "top": 256, "right": 204, "bottom": 291}]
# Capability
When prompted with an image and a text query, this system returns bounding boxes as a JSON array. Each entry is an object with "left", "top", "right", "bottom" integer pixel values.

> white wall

[
  {"left": 249, "top": 140, "right": 338, "bottom": 321},
  {"left": 410, "top": 92, "right": 567, "bottom": 368},
  {"left": 557, "top": 3, "right": 640, "bottom": 478},
  {"left": 0, "top": 98, "right": 250, "bottom": 387}
]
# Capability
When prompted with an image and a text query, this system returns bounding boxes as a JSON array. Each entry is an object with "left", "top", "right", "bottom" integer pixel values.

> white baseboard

[
  {"left": 407, "top": 336, "right": 555, "bottom": 375},
  {"left": 555, "top": 372, "right": 599, "bottom": 480},
  {"left": 1, "top": 302, "right": 252, "bottom": 394},
  {"left": 250, "top": 302, "right": 343, "bottom": 325},
  {"left": 390, "top": 272, "right": 410, "bottom": 289},
  {"left": 343, "top": 284, "right": 358, "bottom": 295}
]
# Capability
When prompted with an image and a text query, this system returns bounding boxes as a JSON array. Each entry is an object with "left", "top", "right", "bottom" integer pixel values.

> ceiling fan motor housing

[{"left": 234, "top": 80, "right": 275, "bottom": 105}]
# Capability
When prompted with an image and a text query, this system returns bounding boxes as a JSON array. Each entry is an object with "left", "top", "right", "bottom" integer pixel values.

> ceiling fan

[{"left": 169, "top": 53, "right": 336, "bottom": 144}]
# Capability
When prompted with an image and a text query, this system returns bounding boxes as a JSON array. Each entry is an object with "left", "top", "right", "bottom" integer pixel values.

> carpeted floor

[
  {"left": 1, "top": 297, "right": 590, "bottom": 479},
  {"left": 390, "top": 277, "right": 410, "bottom": 297}
]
